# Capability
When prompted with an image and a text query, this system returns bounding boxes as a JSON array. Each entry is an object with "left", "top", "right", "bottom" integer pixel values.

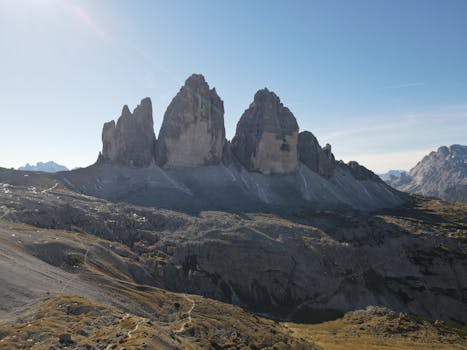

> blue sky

[{"left": 0, "top": 0, "right": 466, "bottom": 173}]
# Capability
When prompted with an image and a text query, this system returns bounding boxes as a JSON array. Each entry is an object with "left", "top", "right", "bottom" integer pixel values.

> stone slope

[
  {"left": 157, "top": 74, "right": 225, "bottom": 168},
  {"left": 387, "top": 145, "right": 467, "bottom": 202},
  {"left": 56, "top": 163, "right": 403, "bottom": 212},
  {"left": 0, "top": 223, "right": 314, "bottom": 349}
]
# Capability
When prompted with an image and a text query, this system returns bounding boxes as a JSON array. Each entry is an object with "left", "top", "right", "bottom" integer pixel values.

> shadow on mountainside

[{"left": 1, "top": 167, "right": 466, "bottom": 325}]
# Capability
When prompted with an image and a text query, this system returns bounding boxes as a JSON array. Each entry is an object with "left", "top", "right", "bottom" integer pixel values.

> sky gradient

[{"left": 1, "top": 0, "right": 466, "bottom": 173}]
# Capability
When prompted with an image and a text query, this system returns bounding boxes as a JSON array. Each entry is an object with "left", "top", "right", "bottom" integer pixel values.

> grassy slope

[{"left": 286, "top": 307, "right": 467, "bottom": 350}]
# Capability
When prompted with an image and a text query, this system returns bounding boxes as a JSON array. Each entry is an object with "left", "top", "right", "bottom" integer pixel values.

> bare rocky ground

[
  {"left": 0, "top": 211, "right": 313, "bottom": 349},
  {"left": 0, "top": 168, "right": 466, "bottom": 349}
]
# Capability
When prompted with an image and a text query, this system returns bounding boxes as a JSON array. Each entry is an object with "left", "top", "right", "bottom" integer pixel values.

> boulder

[
  {"left": 231, "top": 89, "right": 299, "bottom": 174},
  {"left": 58, "top": 333, "right": 75, "bottom": 345},
  {"left": 156, "top": 74, "right": 225, "bottom": 168},
  {"left": 99, "top": 98, "right": 156, "bottom": 167}
]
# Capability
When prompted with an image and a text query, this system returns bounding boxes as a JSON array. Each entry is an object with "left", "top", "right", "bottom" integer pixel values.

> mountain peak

[
  {"left": 184, "top": 73, "right": 208, "bottom": 88},
  {"left": 387, "top": 144, "right": 467, "bottom": 202},
  {"left": 232, "top": 90, "right": 299, "bottom": 174},
  {"left": 156, "top": 74, "right": 225, "bottom": 168},
  {"left": 100, "top": 99, "right": 156, "bottom": 167}
]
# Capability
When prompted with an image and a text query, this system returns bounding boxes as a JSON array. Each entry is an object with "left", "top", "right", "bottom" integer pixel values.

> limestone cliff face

[
  {"left": 298, "top": 131, "right": 336, "bottom": 178},
  {"left": 156, "top": 74, "right": 225, "bottom": 168},
  {"left": 231, "top": 89, "right": 299, "bottom": 175},
  {"left": 100, "top": 98, "right": 156, "bottom": 167}
]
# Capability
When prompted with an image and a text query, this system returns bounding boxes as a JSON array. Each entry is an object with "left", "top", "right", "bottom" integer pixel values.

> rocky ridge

[
  {"left": 387, "top": 145, "right": 467, "bottom": 202},
  {"left": 18, "top": 161, "right": 69, "bottom": 173},
  {"left": 89, "top": 74, "right": 398, "bottom": 211}
]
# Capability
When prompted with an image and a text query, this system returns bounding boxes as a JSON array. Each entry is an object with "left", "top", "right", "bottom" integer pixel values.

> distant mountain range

[
  {"left": 379, "top": 169, "right": 406, "bottom": 181},
  {"left": 18, "top": 161, "right": 68, "bottom": 173},
  {"left": 385, "top": 145, "right": 466, "bottom": 202}
]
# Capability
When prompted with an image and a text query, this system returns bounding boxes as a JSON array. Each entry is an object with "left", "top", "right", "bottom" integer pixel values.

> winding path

[
  {"left": 104, "top": 314, "right": 148, "bottom": 350},
  {"left": 41, "top": 183, "right": 58, "bottom": 194},
  {"left": 174, "top": 294, "right": 196, "bottom": 333}
]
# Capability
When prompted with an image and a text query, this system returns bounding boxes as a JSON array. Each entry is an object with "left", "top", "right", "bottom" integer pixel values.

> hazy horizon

[{"left": 1, "top": 0, "right": 466, "bottom": 173}]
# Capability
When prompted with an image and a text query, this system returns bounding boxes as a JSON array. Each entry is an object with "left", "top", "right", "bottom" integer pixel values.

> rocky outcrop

[
  {"left": 341, "top": 161, "right": 382, "bottom": 182},
  {"left": 90, "top": 75, "right": 404, "bottom": 210},
  {"left": 156, "top": 74, "right": 225, "bottom": 168},
  {"left": 231, "top": 89, "right": 299, "bottom": 175},
  {"left": 387, "top": 145, "right": 467, "bottom": 202},
  {"left": 99, "top": 98, "right": 156, "bottom": 167},
  {"left": 298, "top": 131, "right": 382, "bottom": 182},
  {"left": 298, "top": 131, "right": 336, "bottom": 178}
]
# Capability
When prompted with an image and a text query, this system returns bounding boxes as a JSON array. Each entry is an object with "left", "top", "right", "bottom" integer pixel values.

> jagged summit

[
  {"left": 156, "top": 73, "right": 225, "bottom": 168},
  {"left": 231, "top": 88, "right": 299, "bottom": 174},
  {"left": 120, "top": 104, "right": 131, "bottom": 118},
  {"left": 249, "top": 88, "right": 299, "bottom": 134},
  {"left": 78, "top": 73, "right": 405, "bottom": 211},
  {"left": 253, "top": 87, "right": 280, "bottom": 102},
  {"left": 99, "top": 97, "right": 156, "bottom": 167},
  {"left": 184, "top": 73, "right": 209, "bottom": 89}
]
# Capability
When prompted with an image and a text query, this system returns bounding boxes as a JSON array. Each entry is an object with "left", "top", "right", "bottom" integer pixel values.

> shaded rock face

[
  {"left": 343, "top": 161, "right": 382, "bottom": 182},
  {"left": 387, "top": 144, "right": 467, "bottom": 202},
  {"left": 298, "top": 132, "right": 382, "bottom": 182},
  {"left": 156, "top": 74, "right": 225, "bottom": 168},
  {"left": 100, "top": 98, "right": 156, "bottom": 167},
  {"left": 298, "top": 131, "right": 336, "bottom": 178},
  {"left": 232, "top": 89, "right": 299, "bottom": 175}
]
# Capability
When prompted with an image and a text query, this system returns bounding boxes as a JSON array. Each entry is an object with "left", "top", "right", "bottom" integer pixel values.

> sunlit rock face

[
  {"left": 156, "top": 74, "right": 225, "bottom": 169},
  {"left": 231, "top": 89, "right": 299, "bottom": 174},
  {"left": 387, "top": 144, "right": 467, "bottom": 201},
  {"left": 100, "top": 97, "right": 156, "bottom": 167}
]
